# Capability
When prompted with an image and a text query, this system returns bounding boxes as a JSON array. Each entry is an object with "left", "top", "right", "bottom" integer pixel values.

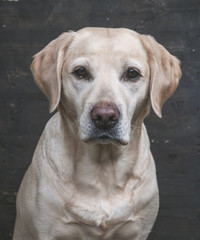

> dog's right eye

[
  {"left": 73, "top": 67, "right": 89, "bottom": 79},
  {"left": 126, "top": 68, "right": 141, "bottom": 81}
]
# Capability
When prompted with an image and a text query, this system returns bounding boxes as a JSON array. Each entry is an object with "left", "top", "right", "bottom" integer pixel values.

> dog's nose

[{"left": 91, "top": 102, "right": 119, "bottom": 129}]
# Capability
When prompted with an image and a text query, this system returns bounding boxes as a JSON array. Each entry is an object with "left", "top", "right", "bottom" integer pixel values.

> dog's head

[{"left": 31, "top": 28, "right": 181, "bottom": 145}]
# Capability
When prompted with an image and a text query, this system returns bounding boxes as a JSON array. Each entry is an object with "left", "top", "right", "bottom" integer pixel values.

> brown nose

[{"left": 91, "top": 102, "right": 119, "bottom": 129}]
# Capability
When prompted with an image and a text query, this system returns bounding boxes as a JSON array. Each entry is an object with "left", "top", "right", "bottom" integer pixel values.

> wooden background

[{"left": 0, "top": 0, "right": 200, "bottom": 239}]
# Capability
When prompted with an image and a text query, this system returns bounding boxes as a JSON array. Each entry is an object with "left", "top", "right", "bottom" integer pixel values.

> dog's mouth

[
  {"left": 98, "top": 135, "right": 113, "bottom": 143},
  {"left": 99, "top": 135, "right": 110, "bottom": 140},
  {"left": 80, "top": 118, "right": 130, "bottom": 145},
  {"left": 84, "top": 134, "right": 128, "bottom": 145}
]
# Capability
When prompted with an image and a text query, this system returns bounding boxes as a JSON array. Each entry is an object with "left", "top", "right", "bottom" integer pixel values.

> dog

[{"left": 13, "top": 27, "right": 181, "bottom": 240}]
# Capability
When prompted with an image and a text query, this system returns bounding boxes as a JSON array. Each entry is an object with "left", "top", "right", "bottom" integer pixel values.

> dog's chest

[{"left": 66, "top": 186, "right": 135, "bottom": 228}]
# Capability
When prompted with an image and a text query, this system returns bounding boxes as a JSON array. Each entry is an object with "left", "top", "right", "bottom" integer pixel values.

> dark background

[{"left": 0, "top": 0, "right": 200, "bottom": 239}]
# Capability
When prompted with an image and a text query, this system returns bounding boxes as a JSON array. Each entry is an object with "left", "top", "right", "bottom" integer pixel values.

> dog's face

[
  {"left": 31, "top": 28, "right": 181, "bottom": 145},
  {"left": 62, "top": 29, "right": 150, "bottom": 145}
]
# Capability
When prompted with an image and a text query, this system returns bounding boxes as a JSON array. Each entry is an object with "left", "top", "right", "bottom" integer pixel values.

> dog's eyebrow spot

[
  {"left": 70, "top": 57, "right": 90, "bottom": 71},
  {"left": 120, "top": 60, "right": 146, "bottom": 77}
]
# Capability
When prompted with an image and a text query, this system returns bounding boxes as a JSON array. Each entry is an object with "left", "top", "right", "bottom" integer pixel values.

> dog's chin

[{"left": 82, "top": 136, "right": 129, "bottom": 145}]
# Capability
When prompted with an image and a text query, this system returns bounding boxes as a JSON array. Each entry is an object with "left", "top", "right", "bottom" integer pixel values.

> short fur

[{"left": 13, "top": 28, "right": 181, "bottom": 240}]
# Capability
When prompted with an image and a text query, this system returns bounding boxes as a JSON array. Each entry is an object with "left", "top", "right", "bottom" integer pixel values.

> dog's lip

[
  {"left": 99, "top": 135, "right": 110, "bottom": 140},
  {"left": 83, "top": 135, "right": 128, "bottom": 145}
]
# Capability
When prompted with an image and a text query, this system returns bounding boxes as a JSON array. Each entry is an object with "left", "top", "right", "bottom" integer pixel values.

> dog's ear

[
  {"left": 141, "top": 35, "right": 182, "bottom": 118},
  {"left": 30, "top": 33, "right": 74, "bottom": 113}
]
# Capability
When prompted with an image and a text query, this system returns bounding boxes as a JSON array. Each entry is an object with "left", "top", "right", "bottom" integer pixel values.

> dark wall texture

[{"left": 0, "top": 0, "right": 200, "bottom": 239}]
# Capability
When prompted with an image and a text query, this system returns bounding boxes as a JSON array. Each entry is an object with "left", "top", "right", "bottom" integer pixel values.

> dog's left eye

[
  {"left": 126, "top": 68, "right": 141, "bottom": 80},
  {"left": 73, "top": 67, "right": 89, "bottom": 79}
]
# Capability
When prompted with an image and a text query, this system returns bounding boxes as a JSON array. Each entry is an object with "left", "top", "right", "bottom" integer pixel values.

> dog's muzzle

[
  {"left": 80, "top": 102, "right": 129, "bottom": 145},
  {"left": 81, "top": 101, "right": 127, "bottom": 145}
]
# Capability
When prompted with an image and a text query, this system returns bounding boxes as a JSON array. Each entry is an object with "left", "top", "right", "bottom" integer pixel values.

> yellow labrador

[{"left": 13, "top": 28, "right": 181, "bottom": 240}]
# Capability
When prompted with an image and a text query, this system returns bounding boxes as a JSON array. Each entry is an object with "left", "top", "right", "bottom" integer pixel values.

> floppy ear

[
  {"left": 30, "top": 32, "right": 74, "bottom": 113},
  {"left": 141, "top": 35, "right": 182, "bottom": 118}
]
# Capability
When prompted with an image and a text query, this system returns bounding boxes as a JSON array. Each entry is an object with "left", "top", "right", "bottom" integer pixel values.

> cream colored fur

[{"left": 13, "top": 28, "right": 181, "bottom": 240}]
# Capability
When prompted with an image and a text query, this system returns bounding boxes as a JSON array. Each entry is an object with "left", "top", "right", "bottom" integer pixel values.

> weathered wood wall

[{"left": 0, "top": 0, "right": 199, "bottom": 239}]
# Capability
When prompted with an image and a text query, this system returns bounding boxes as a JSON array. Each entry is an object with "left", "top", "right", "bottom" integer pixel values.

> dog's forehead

[{"left": 68, "top": 28, "right": 146, "bottom": 59}]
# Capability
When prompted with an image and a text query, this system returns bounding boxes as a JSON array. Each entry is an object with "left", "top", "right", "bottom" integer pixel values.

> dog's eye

[
  {"left": 126, "top": 68, "right": 141, "bottom": 80},
  {"left": 73, "top": 67, "right": 89, "bottom": 79}
]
